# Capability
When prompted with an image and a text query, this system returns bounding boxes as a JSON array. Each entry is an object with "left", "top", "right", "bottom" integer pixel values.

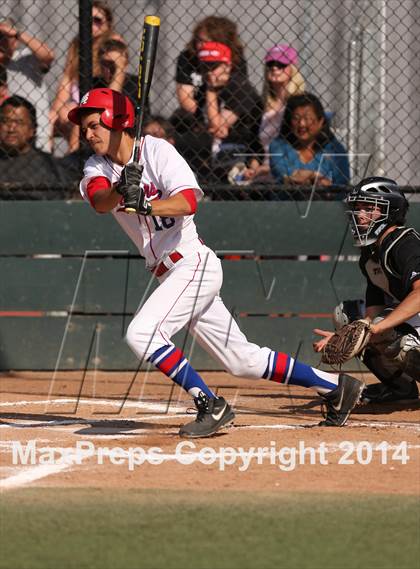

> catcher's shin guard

[
  {"left": 364, "top": 314, "right": 420, "bottom": 384},
  {"left": 361, "top": 346, "right": 419, "bottom": 403},
  {"left": 404, "top": 349, "right": 420, "bottom": 380},
  {"left": 361, "top": 379, "right": 419, "bottom": 404}
]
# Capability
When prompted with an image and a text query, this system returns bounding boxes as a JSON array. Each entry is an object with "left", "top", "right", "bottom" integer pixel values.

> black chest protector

[{"left": 360, "top": 227, "right": 420, "bottom": 304}]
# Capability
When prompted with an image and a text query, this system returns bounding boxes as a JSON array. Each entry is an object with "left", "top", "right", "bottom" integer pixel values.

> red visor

[{"left": 198, "top": 42, "right": 232, "bottom": 64}]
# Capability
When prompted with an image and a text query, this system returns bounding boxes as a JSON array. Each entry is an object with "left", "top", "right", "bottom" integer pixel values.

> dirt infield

[{"left": 1, "top": 371, "right": 419, "bottom": 495}]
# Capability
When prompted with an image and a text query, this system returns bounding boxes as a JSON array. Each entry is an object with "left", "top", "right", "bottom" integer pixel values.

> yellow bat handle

[{"left": 145, "top": 15, "right": 160, "bottom": 26}]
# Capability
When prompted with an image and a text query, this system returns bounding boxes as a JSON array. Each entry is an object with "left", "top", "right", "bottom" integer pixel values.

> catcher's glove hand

[
  {"left": 321, "top": 319, "right": 372, "bottom": 365},
  {"left": 116, "top": 163, "right": 152, "bottom": 215}
]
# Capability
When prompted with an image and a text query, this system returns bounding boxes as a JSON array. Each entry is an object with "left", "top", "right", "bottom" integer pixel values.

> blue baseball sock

[
  {"left": 148, "top": 345, "right": 216, "bottom": 399},
  {"left": 263, "top": 351, "right": 339, "bottom": 393}
]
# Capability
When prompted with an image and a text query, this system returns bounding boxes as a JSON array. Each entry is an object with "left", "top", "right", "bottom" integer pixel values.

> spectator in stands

[
  {"left": 244, "top": 44, "right": 305, "bottom": 181},
  {"left": 0, "top": 18, "right": 54, "bottom": 152},
  {"left": 172, "top": 15, "right": 247, "bottom": 133},
  {"left": 92, "top": 38, "right": 150, "bottom": 117},
  {"left": 0, "top": 95, "right": 67, "bottom": 185},
  {"left": 49, "top": 0, "right": 123, "bottom": 153},
  {"left": 270, "top": 93, "right": 350, "bottom": 187},
  {"left": 174, "top": 41, "right": 263, "bottom": 183},
  {"left": 143, "top": 115, "right": 175, "bottom": 145},
  {"left": 93, "top": 39, "right": 137, "bottom": 104}
]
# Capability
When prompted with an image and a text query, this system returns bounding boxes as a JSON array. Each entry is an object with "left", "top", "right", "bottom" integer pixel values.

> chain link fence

[{"left": 0, "top": 0, "right": 419, "bottom": 201}]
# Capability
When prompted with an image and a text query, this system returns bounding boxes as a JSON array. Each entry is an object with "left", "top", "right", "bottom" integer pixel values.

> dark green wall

[{"left": 1, "top": 201, "right": 418, "bottom": 371}]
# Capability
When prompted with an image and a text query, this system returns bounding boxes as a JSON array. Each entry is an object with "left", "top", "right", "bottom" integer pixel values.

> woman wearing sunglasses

[
  {"left": 49, "top": 0, "right": 124, "bottom": 153},
  {"left": 242, "top": 44, "right": 305, "bottom": 182}
]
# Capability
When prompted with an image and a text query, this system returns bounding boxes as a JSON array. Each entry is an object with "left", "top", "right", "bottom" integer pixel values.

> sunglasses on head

[{"left": 266, "top": 61, "right": 289, "bottom": 70}]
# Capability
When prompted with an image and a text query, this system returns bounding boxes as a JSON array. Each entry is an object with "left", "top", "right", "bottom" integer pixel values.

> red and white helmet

[{"left": 68, "top": 88, "right": 135, "bottom": 130}]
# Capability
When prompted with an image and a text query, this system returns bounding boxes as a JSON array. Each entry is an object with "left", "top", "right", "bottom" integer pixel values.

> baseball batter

[{"left": 68, "top": 88, "right": 364, "bottom": 438}]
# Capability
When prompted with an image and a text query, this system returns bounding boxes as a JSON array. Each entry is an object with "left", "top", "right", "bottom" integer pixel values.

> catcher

[{"left": 314, "top": 177, "right": 420, "bottom": 403}]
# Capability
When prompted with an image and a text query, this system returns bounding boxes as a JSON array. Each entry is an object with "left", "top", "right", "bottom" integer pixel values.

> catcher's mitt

[{"left": 321, "top": 319, "right": 372, "bottom": 365}]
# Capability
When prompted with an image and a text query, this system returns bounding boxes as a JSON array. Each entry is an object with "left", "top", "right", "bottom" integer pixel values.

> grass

[{"left": 0, "top": 489, "right": 419, "bottom": 569}]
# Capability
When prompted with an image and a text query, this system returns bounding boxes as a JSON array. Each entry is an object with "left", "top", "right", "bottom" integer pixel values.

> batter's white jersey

[{"left": 80, "top": 135, "right": 204, "bottom": 268}]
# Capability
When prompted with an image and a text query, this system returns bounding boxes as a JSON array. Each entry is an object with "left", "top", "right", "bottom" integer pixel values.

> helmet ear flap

[
  {"left": 67, "top": 88, "right": 135, "bottom": 129},
  {"left": 100, "top": 107, "right": 132, "bottom": 130},
  {"left": 100, "top": 108, "right": 114, "bottom": 129}
]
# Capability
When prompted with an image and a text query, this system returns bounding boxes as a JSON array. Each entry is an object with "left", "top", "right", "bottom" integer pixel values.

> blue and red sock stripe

[
  {"left": 149, "top": 346, "right": 186, "bottom": 376},
  {"left": 148, "top": 344, "right": 215, "bottom": 397},
  {"left": 263, "top": 351, "right": 291, "bottom": 383}
]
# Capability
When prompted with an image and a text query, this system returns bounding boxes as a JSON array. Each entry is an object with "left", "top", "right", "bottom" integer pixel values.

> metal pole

[
  {"left": 347, "top": 36, "right": 359, "bottom": 181},
  {"left": 354, "top": 29, "right": 365, "bottom": 180},
  {"left": 377, "top": 0, "right": 387, "bottom": 176},
  {"left": 79, "top": 0, "right": 92, "bottom": 100}
]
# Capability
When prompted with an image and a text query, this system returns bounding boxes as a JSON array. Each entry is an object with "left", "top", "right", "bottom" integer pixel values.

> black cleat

[
  {"left": 319, "top": 374, "right": 365, "bottom": 426},
  {"left": 361, "top": 380, "right": 419, "bottom": 404},
  {"left": 179, "top": 393, "right": 235, "bottom": 438}
]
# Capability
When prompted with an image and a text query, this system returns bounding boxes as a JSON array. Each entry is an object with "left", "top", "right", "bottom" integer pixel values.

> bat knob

[{"left": 145, "top": 15, "right": 160, "bottom": 26}]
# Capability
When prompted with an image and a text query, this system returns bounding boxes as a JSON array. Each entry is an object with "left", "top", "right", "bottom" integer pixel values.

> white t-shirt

[
  {"left": 80, "top": 135, "right": 204, "bottom": 268},
  {"left": 259, "top": 107, "right": 285, "bottom": 157}
]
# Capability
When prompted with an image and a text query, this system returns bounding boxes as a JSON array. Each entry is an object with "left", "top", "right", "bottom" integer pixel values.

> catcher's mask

[
  {"left": 345, "top": 177, "right": 409, "bottom": 247},
  {"left": 67, "top": 88, "right": 135, "bottom": 130}
]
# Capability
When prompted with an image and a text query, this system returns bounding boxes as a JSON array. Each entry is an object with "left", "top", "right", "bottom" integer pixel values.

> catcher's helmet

[
  {"left": 346, "top": 176, "right": 409, "bottom": 247},
  {"left": 67, "top": 88, "right": 135, "bottom": 130}
]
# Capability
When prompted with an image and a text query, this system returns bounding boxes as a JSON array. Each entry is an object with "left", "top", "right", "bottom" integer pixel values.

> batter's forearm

[
  {"left": 149, "top": 193, "right": 192, "bottom": 216},
  {"left": 92, "top": 187, "right": 122, "bottom": 213}
]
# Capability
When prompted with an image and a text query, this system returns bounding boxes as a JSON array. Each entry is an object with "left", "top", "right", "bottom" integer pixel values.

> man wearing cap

[{"left": 174, "top": 41, "right": 264, "bottom": 183}]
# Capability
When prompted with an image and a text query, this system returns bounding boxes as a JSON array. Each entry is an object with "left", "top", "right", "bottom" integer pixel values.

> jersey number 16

[{"left": 151, "top": 216, "right": 176, "bottom": 231}]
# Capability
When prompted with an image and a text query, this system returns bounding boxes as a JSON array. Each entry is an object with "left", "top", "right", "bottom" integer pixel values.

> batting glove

[
  {"left": 123, "top": 183, "right": 152, "bottom": 215},
  {"left": 116, "top": 163, "right": 143, "bottom": 192},
  {"left": 116, "top": 163, "right": 152, "bottom": 215}
]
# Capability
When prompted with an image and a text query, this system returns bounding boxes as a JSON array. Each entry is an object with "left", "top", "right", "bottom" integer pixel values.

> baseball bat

[
  {"left": 124, "top": 15, "right": 160, "bottom": 214},
  {"left": 133, "top": 15, "right": 160, "bottom": 163}
]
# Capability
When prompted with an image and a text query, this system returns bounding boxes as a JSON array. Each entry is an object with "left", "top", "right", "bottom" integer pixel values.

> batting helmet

[
  {"left": 345, "top": 176, "right": 409, "bottom": 247},
  {"left": 67, "top": 88, "right": 135, "bottom": 130}
]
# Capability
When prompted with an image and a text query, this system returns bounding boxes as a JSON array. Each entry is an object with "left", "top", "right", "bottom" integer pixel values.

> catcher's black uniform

[
  {"left": 360, "top": 226, "right": 420, "bottom": 308},
  {"left": 359, "top": 226, "right": 420, "bottom": 387}
]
